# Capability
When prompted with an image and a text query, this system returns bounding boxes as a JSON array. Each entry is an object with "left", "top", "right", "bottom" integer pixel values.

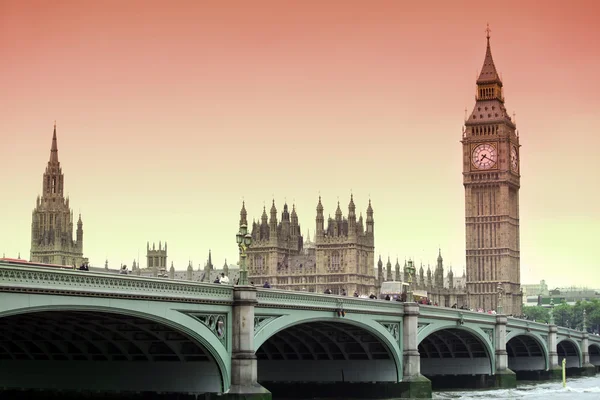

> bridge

[{"left": 0, "top": 263, "right": 598, "bottom": 399}]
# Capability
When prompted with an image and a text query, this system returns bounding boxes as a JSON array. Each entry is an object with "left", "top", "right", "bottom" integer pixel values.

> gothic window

[
  {"left": 255, "top": 255, "right": 264, "bottom": 273},
  {"left": 329, "top": 251, "right": 341, "bottom": 272}
]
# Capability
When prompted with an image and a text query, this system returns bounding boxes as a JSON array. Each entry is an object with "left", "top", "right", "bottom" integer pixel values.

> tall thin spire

[
  {"left": 49, "top": 122, "right": 59, "bottom": 164},
  {"left": 477, "top": 24, "right": 501, "bottom": 85}
]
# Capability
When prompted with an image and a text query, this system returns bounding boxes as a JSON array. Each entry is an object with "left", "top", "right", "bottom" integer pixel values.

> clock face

[
  {"left": 472, "top": 143, "right": 498, "bottom": 170},
  {"left": 510, "top": 145, "right": 519, "bottom": 172}
]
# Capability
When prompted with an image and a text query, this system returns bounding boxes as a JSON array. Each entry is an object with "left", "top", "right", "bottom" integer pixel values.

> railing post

[{"left": 228, "top": 286, "right": 271, "bottom": 399}]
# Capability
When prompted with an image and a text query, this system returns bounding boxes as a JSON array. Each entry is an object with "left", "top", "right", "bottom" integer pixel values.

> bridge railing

[
  {"left": 0, "top": 263, "right": 233, "bottom": 304},
  {"left": 256, "top": 288, "right": 404, "bottom": 315},
  {"left": 506, "top": 317, "right": 549, "bottom": 333},
  {"left": 556, "top": 326, "right": 584, "bottom": 340},
  {"left": 418, "top": 304, "right": 497, "bottom": 325}
]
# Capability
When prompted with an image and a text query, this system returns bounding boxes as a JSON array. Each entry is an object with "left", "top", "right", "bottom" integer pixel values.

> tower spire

[
  {"left": 50, "top": 123, "right": 59, "bottom": 164},
  {"left": 477, "top": 24, "right": 501, "bottom": 86}
]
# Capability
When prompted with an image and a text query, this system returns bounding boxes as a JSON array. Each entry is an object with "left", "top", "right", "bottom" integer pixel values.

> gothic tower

[
  {"left": 30, "top": 124, "right": 85, "bottom": 266},
  {"left": 146, "top": 241, "right": 167, "bottom": 277},
  {"left": 462, "top": 26, "right": 522, "bottom": 315}
]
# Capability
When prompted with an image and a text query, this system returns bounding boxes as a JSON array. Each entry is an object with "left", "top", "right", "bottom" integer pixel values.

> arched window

[{"left": 329, "top": 251, "right": 340, "bottom": 272}]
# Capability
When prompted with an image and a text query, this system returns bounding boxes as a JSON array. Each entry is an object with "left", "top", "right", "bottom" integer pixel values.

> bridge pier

[
  {"left": 546, "top": 325, "right": 563, "bottom": 379},
  {"left": 225, "top": 286, "right": 271, "bottom": 400},
  {"left": 581, "top": 333, "right": 597, "bottom": 376},
  {"left": 493, "top": 315, "right": 516, "bottom": 388},
  {"left": 402, "top": 303, "right": 432, "bottom": 398}
]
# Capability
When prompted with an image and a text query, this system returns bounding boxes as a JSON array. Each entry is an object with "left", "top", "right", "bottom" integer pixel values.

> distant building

[
  {"left": 30, "top": 124, "right": 86, "bottom": 267},
  {"left": 522, "top": 280, "right": 549, "bottom": 303},
  {"left": 242, "top": 196, "right": 377, "bottom": 295}
]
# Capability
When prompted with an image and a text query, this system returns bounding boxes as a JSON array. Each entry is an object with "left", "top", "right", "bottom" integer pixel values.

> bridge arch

[
  {"left": 589, "top": 343, "right": 600, "bottom": 366},
  {"left": 557, "top": 338, "right": 582, "bottom": 368},
  {"left": 254, "top": 312, "right": 402, "bottom": 383},
  {"left": 0, "top": 296, "right": 231, "bottom": 393},
  {"left": 505, "top": 331, "right": 549, "bottom": 372},
  {"left": 417, "top": 323, "right": 495, "bottom": 379}
]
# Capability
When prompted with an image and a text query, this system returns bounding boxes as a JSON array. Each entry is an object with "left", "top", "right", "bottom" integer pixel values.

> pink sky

[{"left": 1, "top": 0, "right": 599, "bottom": 288}]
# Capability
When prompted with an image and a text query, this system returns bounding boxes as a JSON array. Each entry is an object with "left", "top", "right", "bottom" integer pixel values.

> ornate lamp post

[
  {"left": 549, "top": 298, "right": 555, "bottom": 325},
  {"left": 236, "top": 224, "right": 252, "bottom": 286},
  {"left": 497, "top": 283, "right": 504, "bottom": 315},
  {"left": 583, "top": 308, "right": 587, "bottom": 332},
  {"left": 406, "top": 261, "right": 415, "bottom": 302}
]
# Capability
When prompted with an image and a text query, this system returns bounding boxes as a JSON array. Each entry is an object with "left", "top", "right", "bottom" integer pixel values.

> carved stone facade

[
  {"left": 244, "top": 196, "right": 377, "bottom": 296},
  {"left": 30, "top": 124, "right": 86, "bottom": 266},
  {"left": 462, "top": 31, "right": 522, "bottom": 315}
]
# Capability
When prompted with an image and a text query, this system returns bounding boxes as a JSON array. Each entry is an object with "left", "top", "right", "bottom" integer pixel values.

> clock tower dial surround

[{"left": 461, "top": 28, "right": 522, "bottom": 315}]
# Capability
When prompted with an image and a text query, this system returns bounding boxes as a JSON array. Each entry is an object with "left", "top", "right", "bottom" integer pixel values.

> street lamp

[
  {"left": 549, "top": 298, "right": 555, "bottom": 325},
  {"left": 405, "top": 261, "right": 415, "bottom": 302},
  {"left": 583, "top": 308, "right": 587, "bottom": 332},
  {"left": 497, "top": 283, "right": 504, "bottom": 315},
  {"left": 236, "top": 224, "right": 252, "bottom": 286}
]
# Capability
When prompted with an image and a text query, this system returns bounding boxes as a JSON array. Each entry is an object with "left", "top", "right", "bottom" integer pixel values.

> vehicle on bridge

[{"left": 379, "top": 281, "right": 408, "bottom": 300}]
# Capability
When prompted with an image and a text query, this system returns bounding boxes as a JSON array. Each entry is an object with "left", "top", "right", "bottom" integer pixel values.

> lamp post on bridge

[
  {"left": 549, "top": 298, "right": 555, "bottom": 325},
  {"left": 405, "top": 261, "right": 415, "bottom": 302},
  {"left": 236, "top": 223, "right": 252, "bottom": 286},
  {"left": 583, "top": 308, "right": 587, "bottom": 332},
  {"left": 497, "top": 283, "right": 504, "bottom": 315}
]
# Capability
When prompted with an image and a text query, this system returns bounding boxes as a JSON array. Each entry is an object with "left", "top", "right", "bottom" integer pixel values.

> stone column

[
  {"left": 547, "top": 324, "right": 561, "bottom": 379},
  {"left": 227, "top": 286, "right": 271, "bottom": 399},
  {"left": 494, "top": 315, "right": 515, "bottom": 387},
  {"left": 403, "top": 302, "right": 420, "bottom": 379},
  {"left": 401, "top": 303, "right": 431, "bottom": 398},
  {"left": 495, "top": 315, "right": 508, "bottom": 371},
  {"left": 581, "top": 333, "right": 597, "bottom": 376}
]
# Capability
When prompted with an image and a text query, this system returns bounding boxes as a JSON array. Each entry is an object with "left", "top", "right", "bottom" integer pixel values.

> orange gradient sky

[{"left": 1, "top": 0, "right": 599, "bottom": 288}]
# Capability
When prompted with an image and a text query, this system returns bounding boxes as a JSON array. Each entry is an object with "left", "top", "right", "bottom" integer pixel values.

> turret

[
  {"left": 76, "top": 213, "right": 83, "bottom": 248},
  {"left": 395, "top": 258, "right": 400, "bottom": 281},
  {"left": 291, "top": 204, "right": 299, "bottom": 235},
  {"left": 239, "top": 201, "right": 247, "bottom": 227},
  {"left": 187, "top": 261, "right": 193, "bottom": 281},
  {"left": 269, "top": 200, "right": 277, "bottom": 235},
  {"left": 348, "top": 195, "right": 356, "bottom": 238},
  {"left": 316, "top": 196, "right": 324, "bottom": 238},
  {"left": 386, "top": 257, "right": 392, "bottom": 281},
  {"left": 419, "top": 263, "right": 425, "bottom": 288},
  {"left": 377, "top": 256, "right": 383, "bottom": 288},
  {"left": 448, "top": 266, "right": 454, "bottom": 290},
  {"left": 435, "top": 249, "right": 444, "bottom": 289},
  {"left": 169, "top": 262, "right": 175, "bottom": 279},
  {"left": 427, "top": 265, "right": 433, "bottom": 288},
  {"left": 223, "top": 259, "right": 229, "bottom": 276},
  {"left": 366, "top": 199, "right": 374, "bottom": 236},
  {"left": 281, "top": 203, "right": 290, "bottom": 237}
]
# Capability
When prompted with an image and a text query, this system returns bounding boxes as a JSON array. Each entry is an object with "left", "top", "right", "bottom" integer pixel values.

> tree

[
  {"left": 522, "top": 305, "right": 550, "bottom": 323},
  {"left": 553, "top": 303, "right": 572, "bottom": 328}
]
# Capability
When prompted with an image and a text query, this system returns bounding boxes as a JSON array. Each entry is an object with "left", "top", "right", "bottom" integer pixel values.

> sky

[{"left": 1, "top": 0, "right": 599, "bottom": 289}]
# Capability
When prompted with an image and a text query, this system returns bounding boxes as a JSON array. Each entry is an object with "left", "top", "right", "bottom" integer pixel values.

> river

[{"left": 433, "top": 375, "right": 600, "bottom": 399}]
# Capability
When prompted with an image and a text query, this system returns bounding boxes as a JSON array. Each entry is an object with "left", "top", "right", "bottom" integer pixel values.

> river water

[{"left": 433, "top": 375, "right": 600, "bottom": 399}]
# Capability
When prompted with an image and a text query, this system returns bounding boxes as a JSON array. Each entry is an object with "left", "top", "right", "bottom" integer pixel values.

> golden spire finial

[{"left": 486, "top": 23, "right": 491, "bottom": 40}]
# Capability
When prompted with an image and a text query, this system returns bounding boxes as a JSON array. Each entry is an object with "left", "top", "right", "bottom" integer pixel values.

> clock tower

[{"left": 462, "top": 26, "right": 522, "bottom": 315}]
